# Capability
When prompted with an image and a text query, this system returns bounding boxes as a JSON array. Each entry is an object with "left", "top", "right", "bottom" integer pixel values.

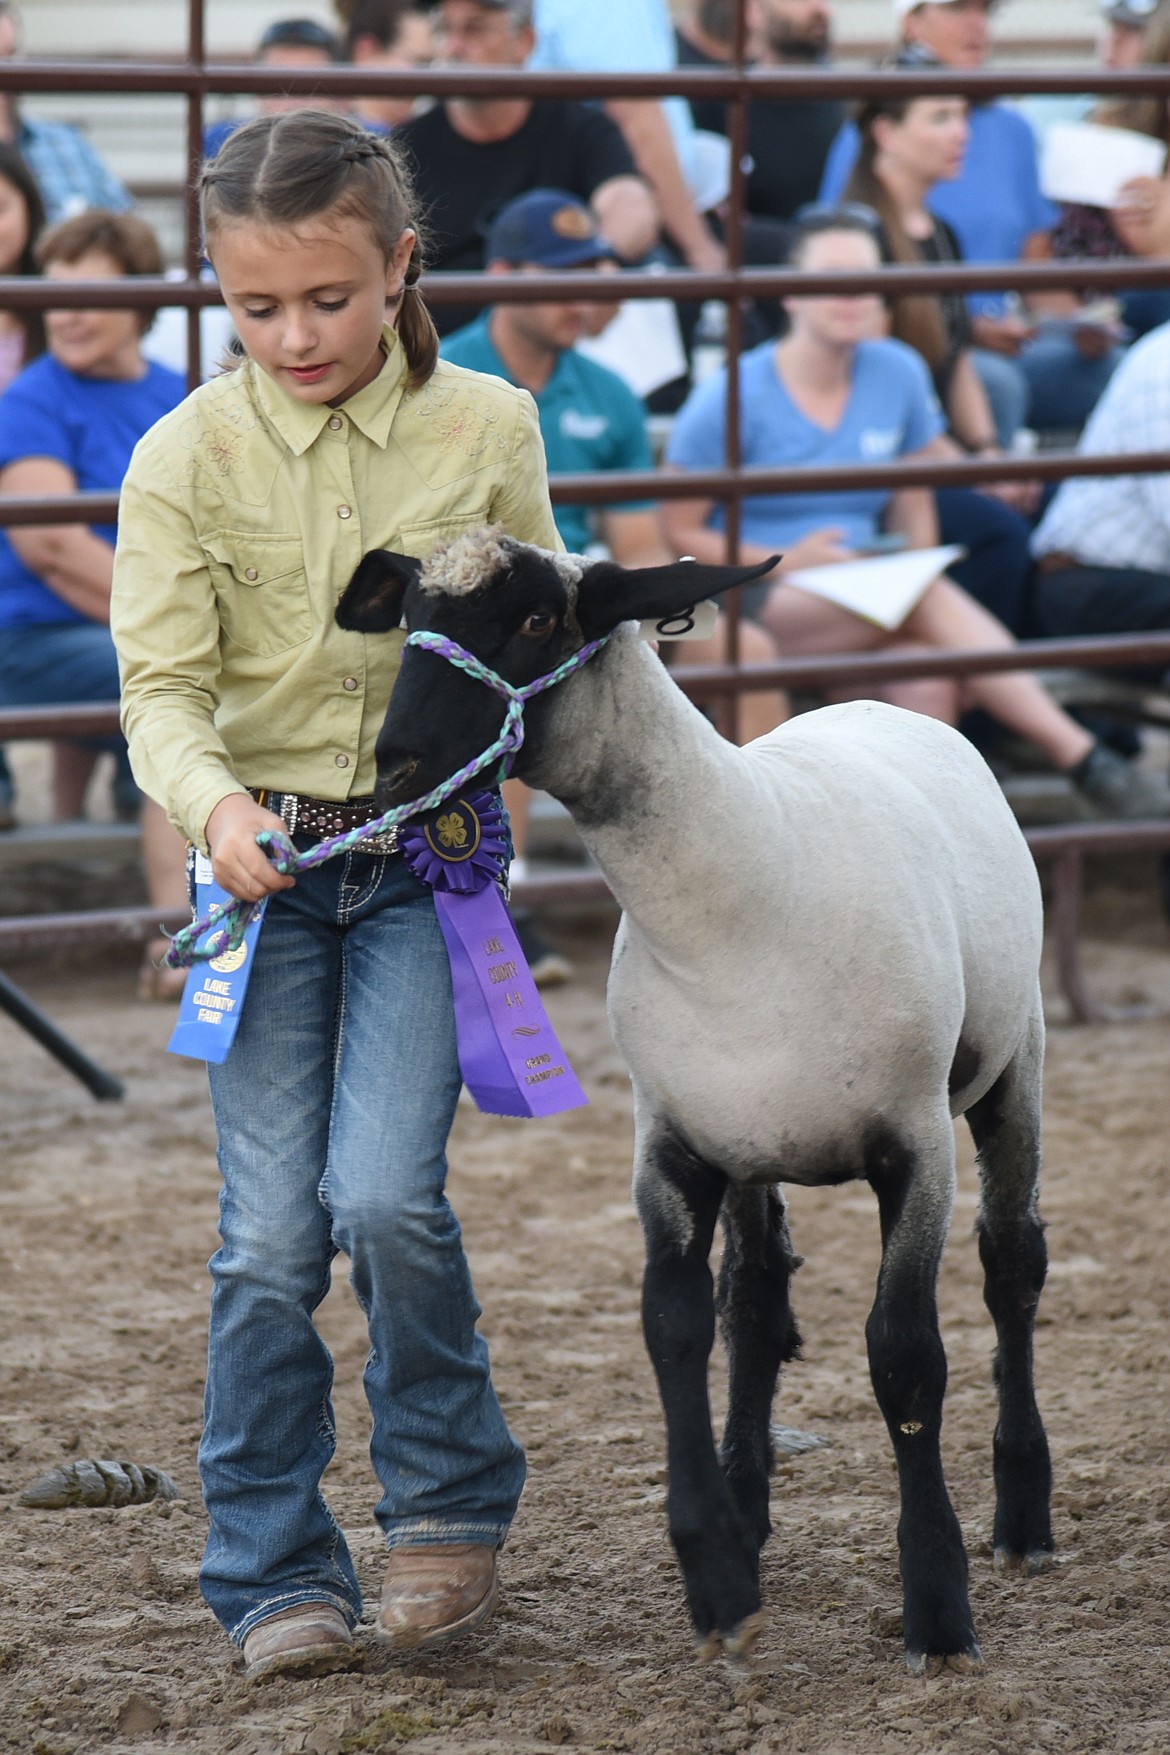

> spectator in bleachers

[
  {"left": 0, "top": 140, "right": 42, "bottom": 388},
  {"left": 0, "top": 138, "right": 42, "bottom": 829},
  {"left": 1053, "top": 0, "right": 1170, "bottom": 342},
  {"left": 440, "top": 189, "right": 784, "bottom": 978},
  {"left": 0, "top": 210, "right": 189, "bottom": 991},
  {"left": 660, "top": 209, "right": 1170, "bottom": 818},
  {"left": 842, "top": 89, "right": 1037, "bottom": 632},
  {"left": 203, "top": 19, "right": 344, "bottom": 163},
  {"left": 693, "top": 0, "right": 847, "bottom": 226},
  {"left": 675, "top": 0, "right": 735, "bottom": 73},
  {"left": 0, "top": 1, "right": 130, "bottom": 223},
  {"left": 442, "top": 190, "right": 666, "bottom": 563},
  {"left": 530, "top": 0, "right": 724, "bottom": 272},
  {"left": 338, "top": 0, "right": 434, "bottom": 132},
  {"left": 1030, "top": 320, "right": 1170, "bottom": 653},
  {"left": 396, "top": 0, "right": 657, "bottom": 335},
  {"left": 819, "top": 0, "right": 1059, "bottom": 445}
]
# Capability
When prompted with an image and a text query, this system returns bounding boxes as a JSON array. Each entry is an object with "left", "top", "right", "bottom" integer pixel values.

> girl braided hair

[{"left": 200, "top": 109, "right": 438, "bottom": 388}]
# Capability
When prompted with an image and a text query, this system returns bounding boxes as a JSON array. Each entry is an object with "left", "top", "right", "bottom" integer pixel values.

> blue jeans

[
  {"left": 1018, "top": 332, "right": 1124, "bottom": 433},
  {"left": 937, "top": 486, "right": 1035, "bottom": 636},
  {"left": 199, "top": 839, "right": 526, "bottom": 1643},
  {"left": 970, "top": 348, "right": 1030, "bottom": 448},
  {"left": 0, "top": 619, "right": 137, "bottom": 807}
]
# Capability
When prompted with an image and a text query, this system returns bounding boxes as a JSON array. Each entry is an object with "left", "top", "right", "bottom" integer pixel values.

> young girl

[
  {"left": 111, "top": 110, "right": 560, "bottom": 1681},
  {"left": 662, "top": 209, "right": 1170, "bottom": 820}
]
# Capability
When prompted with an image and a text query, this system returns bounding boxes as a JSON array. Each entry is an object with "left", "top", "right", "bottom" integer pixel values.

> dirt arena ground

[{"left": 2, "top": 880, "right": 1170, "bottom": 1755}]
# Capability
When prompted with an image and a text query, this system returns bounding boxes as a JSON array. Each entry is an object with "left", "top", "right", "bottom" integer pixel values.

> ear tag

[
  {"left": 638, "top": 598, "right": 719, "bottom": 642},
  {"left": 167, "top": 851, "right": 268, "bottom": 1064}
]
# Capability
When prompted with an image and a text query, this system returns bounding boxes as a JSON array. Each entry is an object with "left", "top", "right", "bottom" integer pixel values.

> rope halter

[{"left": 163, "top": 626, "right": 612, "bottom": 967}]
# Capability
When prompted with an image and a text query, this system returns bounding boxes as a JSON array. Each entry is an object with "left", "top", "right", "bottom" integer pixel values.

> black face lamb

[{"left": 337, "top": 528, "right": 1054, "bottom": 1677}]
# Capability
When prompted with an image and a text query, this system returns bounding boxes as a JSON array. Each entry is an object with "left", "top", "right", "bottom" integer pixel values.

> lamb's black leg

[
  {"left": 716, "top": 1184, "right": 802, "bottom": 1554},
  {"left": 866, "top": 1117, "right": 981, "bottom": 1675},
  {"left": 965, "top": 1003, "right": 1053, "bottom": 1575},
  {"left": 635, "top": 1122, "right": 761, "bottom": 1659}
]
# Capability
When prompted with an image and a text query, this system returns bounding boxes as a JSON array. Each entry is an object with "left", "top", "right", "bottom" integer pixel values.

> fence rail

[{"left": 3, "top": 9, "right": 1170, "bottom": 1021}]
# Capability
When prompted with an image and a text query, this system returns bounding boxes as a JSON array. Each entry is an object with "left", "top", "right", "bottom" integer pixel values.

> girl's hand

[
  {"left": 206, "top": 793, "right": 297, "bottom": 902},
  {"left": 779, "top": 528, "right": 854, "bottom": 573}
]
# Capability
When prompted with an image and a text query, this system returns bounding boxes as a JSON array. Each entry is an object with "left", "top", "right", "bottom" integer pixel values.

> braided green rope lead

[{"left": 164, "top": 630, "right": 611, "bottom": 969}]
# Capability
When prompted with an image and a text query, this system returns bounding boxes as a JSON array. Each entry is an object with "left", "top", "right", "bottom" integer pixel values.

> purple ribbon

[{"left": 401, "top": 792, "right": 588, "bottom": 1119}]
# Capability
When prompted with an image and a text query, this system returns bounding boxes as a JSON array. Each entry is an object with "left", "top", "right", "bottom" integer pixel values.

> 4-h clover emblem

[
  {"left": 422, "top": 797, "right": 482, "bottom": 863},
  {"left": 436, "top": 812, "right": 468, "bottom": 850}
]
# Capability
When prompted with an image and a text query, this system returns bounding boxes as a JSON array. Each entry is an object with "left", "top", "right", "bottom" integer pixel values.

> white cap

[
  {"left": 892, "top": 0, "right": 975, "bottom": 17},
  {"left": 1100, "top": 0, "right": 1158, "bottom": 22}
]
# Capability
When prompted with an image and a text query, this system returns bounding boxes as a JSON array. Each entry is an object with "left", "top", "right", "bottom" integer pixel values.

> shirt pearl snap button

[
  {"left": 335, "top": 753, "right": 349, "bottom": 767},
  {"left": 244, "top": 566, "right": 258, "bottom": 580},
  {"left": 338, "top": 505, "right": 352, "bottom": 519},
  {"left": 342, "top": 676, "right": 358, "bottom": 691},
  {"left": 328, "top": 416, "right": 343, "bottom": 430}
]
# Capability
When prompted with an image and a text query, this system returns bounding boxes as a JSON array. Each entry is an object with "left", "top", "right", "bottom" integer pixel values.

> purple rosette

[
  {"left": 400, "top": 790, "right": 507, "bottom": 895},
  {"left": 402, "top": 793, "right": 587, "bottom": 1119}
]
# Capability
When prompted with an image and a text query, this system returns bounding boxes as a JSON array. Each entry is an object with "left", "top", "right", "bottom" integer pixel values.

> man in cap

[
  {"left": 442, "top": 189, "right": 664, "bottom": 563},
  {"left": 1100, "top": 0, "right": 1160, "bottom": 66},
  {"left": 397, "top": 0, "right": 657, "bottom": 334},
  {"left": 441, "top": 188, "right": 668, "bottom": 984}
]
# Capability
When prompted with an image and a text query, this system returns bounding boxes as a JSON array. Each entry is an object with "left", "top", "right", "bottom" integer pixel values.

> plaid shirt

[
  {"left": 17, "top": 115, "right": 130, "bottom": 224},
  {"left": 1032, "top": 323, "right": 1170, "bottom": 574}
]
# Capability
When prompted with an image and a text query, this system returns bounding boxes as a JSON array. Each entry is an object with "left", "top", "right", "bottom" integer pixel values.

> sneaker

[
  {"left": 1069, "top": 744, "right": 1170, "bottom": 820},
  {"left": 513, "top": 911, "right": 573, "bottom": 987}
]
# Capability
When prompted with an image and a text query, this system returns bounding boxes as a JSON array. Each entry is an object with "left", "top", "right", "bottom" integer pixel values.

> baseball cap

[
  {"left": 436, "top": 0, "right": 535, "bottom": 21},
  {"left": 485, "top": 190, "right": 615, "bottom": 268},
  {"left": 892, "top": 0, "right": 998, "bottom": 18},
  {"left": 1100, "top": 0, "right": 1159, "bottom": 22},
  {"left": 258, "top": 18, "right": 342, "bottom": 58}
]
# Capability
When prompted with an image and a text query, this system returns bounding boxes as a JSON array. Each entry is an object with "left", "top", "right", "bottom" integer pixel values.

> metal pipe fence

[{"left": 3, "top": 11, "right": 1170, "bottom": 1017}]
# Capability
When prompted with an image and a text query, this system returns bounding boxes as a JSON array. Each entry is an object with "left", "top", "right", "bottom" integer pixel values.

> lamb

[{"left": 335, "top": 531, "right": 1054, "bottom": 1675}]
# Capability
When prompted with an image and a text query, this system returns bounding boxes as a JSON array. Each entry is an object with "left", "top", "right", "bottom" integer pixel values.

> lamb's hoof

[
  {"left": 724, "top": 1611, "right": 764, "bottom": 1663},
  {"left": 694, "top": 1611, "right": 764, "bottom": 1667},
  {"left": 906, "top": 1644, "right": 984, "bottom": 1678},
  {"left": 994, "top": 1546, "right": 1055, "bottom": 1577}
]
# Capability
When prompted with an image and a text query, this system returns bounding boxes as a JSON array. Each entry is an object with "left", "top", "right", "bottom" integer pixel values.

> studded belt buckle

[{"left": 357, "top": 822, "right": 399, "bottom": 855}]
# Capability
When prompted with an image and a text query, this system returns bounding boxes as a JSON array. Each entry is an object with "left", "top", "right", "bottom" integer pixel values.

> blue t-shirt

[
  {"left": 665, "top": 338, "right": 944, "bottom": 552},
  {"left": 819, "top": 103, "right": 1058, "bottom": 318},
  {"left": 441, "top": 314, "right": 654, "bottom": 553},
  {"left": 0, "top": 354, "right": 187, "bottom": 629}
]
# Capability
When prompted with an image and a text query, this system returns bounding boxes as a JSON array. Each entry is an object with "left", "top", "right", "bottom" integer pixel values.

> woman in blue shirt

[
  {"left": 662, "top": 210, "right": 1170, "bottom": 816},
  {"left": 0, "top": 209, "right": 190, "bottom": 987}
]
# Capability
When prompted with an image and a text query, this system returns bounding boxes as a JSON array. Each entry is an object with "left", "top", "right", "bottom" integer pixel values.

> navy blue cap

[{"left": 485, "top": 189, "right": 615, "bottom": 269}]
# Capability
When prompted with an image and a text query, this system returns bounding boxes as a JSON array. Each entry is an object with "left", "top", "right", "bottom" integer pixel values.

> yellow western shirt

[{"left": 111, "top": 327, "right": 561, "bottom": 849}]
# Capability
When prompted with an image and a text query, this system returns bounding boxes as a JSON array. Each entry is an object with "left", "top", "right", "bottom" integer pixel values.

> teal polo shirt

[{"left": 440, "top": 313, "right": 655, "bottom": 553}]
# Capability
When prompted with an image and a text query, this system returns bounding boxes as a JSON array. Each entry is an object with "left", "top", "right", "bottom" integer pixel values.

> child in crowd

[{"left": 111, "top": 110, "right": 560, "bottom": 1681}]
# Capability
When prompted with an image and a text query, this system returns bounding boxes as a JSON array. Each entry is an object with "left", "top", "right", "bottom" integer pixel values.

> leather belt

[
  {"left": 250, "top": 788, "right": 399, "bottom": 855},
  {"left": 1035, "top": 551, "right": 1078, "bottom": 576}
]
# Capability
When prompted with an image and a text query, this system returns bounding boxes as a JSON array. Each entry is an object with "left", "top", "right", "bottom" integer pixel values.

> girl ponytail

[{"left": 396, "top": 240, "right": 439, "bottom": 390}]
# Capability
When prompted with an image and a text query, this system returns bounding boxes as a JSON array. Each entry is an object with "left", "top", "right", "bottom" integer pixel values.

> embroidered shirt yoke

[{"left": 111, "top": 327, "right": 561, "bottom": 848}]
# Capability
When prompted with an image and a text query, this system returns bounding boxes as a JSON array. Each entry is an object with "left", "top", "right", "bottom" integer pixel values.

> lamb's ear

[
  {"left": 576, "top": 555, "right": 781, "bottom": 640},
  {"left": 335, "top": 550, "right": 422, "bottom": 633}
]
